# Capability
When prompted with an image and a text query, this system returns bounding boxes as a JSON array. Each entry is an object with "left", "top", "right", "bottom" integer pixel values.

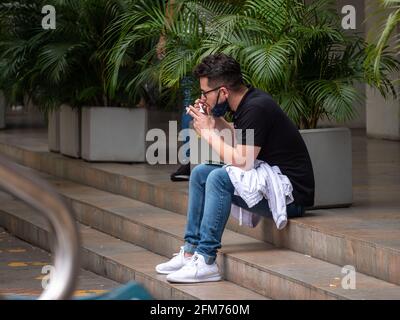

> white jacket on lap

[{"left": 224, "top": 160, "right": 294, "bottom": 230}]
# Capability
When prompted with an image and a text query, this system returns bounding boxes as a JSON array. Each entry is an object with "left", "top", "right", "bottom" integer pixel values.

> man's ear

[{"left": 222, "top": 87, "right": 229, "bottom": 99}]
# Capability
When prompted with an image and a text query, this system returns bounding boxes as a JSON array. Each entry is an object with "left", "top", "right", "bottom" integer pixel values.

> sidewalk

[{"left": 0, "top": 227, "right": 118, "bottom": 298}]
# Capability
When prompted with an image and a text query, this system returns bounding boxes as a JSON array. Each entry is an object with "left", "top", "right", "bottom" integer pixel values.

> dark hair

[{"left": 193, "top": 53, "right": 244, "bottom": 91}]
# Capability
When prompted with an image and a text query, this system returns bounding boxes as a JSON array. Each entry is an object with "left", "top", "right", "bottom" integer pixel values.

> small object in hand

[
  {"left": 199, "top": 103, "right": 206, "bottom": 114},
  {"left": 186, "top": 104, "right": 206, "bottom": 115}
]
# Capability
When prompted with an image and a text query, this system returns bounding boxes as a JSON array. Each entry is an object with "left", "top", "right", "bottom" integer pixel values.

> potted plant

[
  {"left": 0, "top": 1, "right": 45, "bottom": 131},
  {"left": 27, "top": 0, "right": 149, "bottom": 161},
  {"left": 0, "top": 0, "right": 78, "bottom": 152},
  {"left": 107, "top": 0, "right": 238, "bottom": 165}
]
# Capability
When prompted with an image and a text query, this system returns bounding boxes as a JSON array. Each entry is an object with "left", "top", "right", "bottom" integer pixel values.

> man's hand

[
  {"left": 191, "top": 98, "right": 210, "bottom": 115},
  {"left": 187, "top": 105, "right": 216, "bottom": 138}
]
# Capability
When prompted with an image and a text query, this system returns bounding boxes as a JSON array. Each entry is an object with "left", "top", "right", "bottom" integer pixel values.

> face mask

[{"left": 211, "top": 90, "right": 229, "bottom": 117}]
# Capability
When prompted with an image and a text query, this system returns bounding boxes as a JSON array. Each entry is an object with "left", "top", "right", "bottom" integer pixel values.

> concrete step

[
  {"left": 0, "top": 139, "right": 400, "bottom": 286},
  {"left": 0, "top": 193, "right": 266, "bottom": 300},
  {"left": 2, "top": 165, "right": 400, "bottom": 299}
]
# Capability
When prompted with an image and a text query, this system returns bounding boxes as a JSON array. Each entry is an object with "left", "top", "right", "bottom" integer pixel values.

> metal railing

[{"left": 0, "top": 154, "right": 80, "bottom": 300}]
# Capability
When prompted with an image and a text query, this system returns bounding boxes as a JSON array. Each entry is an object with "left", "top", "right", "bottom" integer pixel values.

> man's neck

[{"left": 227, "top": 85, "right": 249, "bottom": 112}]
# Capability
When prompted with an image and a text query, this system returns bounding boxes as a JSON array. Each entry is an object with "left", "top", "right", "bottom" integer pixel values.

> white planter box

[
  {"left": 48, "top": 109, "right": 60, "bottom": 152},
  {"left": 81, "top": 107, "right": 147, "bottom": 162},
  {"left": 190, "top": 124, "right": 352, "bottom": 208},
  {"left": 60, "top": 104, "right": 81, "bottom": 158},
  {"left": 300, "top": 127, "right": 352, "bottom": 208},
  {"left": 0, "top": 91, "right": 6, "bottom": 129}
]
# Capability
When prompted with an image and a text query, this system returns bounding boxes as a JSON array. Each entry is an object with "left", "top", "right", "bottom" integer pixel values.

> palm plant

[
  {"left": 0, "top": 0, "right": 46, "bottom": 108},
  {"left": 366, "top": 0, "right": 400, "bottom": 84},
  {"left": 202, "top": 0, "right": 399, "bottom": 129},
  {"left": 106, "top": 0, "right": 241, "bottom": 109},
  {"left": 35, "top": 0, "right": 136, "bottom": 108},
  {"left": 0, "top": 0, "right": 135, "bottom": 112},
  {"left": 108, "top": 0, "right": 399, "bottom": 129}
]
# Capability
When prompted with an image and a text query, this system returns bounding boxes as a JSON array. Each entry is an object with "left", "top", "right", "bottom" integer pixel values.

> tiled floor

[{"left": 0, "top": 227, "right": 119, "bottom": 298}]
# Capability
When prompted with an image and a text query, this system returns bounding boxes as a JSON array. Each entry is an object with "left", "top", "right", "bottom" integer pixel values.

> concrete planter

[
  {"left": 60, "top": 104, "right": 81, "bottom": 158},
  {"left": 48, "top": 109, "right": 60, "bottom": 152},
  {"left": 0, "top": 91, "right": 5, "bottom": 129},
  {"left": 81, "top": 107, "right": 147, "bottom": 162},
  {"left": 300, "top": 127, "right": 352, "bottom": 208}
]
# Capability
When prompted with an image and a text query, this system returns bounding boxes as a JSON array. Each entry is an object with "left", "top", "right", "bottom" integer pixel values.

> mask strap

[{"left": 214, "top": 89, "right": 221, "bottom": 107}]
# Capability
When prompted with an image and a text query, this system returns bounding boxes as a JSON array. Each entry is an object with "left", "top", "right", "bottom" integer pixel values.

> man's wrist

[{"left": 202, "top": 128, "right": 215, "bottom": 144}]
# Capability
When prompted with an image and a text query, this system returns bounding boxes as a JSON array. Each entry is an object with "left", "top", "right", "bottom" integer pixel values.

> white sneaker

[
  {"left": 166, "top": 252, "right": 222, "bottom": 283},
  {"left": 155, "top": 246, "right": 192, "bottom": 274}
]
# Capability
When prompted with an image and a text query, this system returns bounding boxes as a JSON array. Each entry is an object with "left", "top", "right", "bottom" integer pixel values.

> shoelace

[{"left": 186, "top": 254, "right": 199, "bottom": 267}]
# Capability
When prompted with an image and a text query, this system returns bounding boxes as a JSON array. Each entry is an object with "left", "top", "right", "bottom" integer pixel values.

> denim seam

[{"left": 206, "top": 180, "right": 225, "bottom": 264}]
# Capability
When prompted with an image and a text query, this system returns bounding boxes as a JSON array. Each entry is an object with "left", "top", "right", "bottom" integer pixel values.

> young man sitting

[{"left": 155, "top": 53, "right": 315, "bottom": 283}]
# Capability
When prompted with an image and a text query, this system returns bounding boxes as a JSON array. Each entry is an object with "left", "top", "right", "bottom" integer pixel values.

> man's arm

[
  {"left": 188, "top": 105, "right": 260, "bottom": 170},
  {"left": 202, "top": 129, "right": 260, "bottom": 171},
  {"left": 214, "top": 117, "right": 232, "bottom": 131},
  {"left": 214, "top": 117, "right": 236, "bottom": 147}
]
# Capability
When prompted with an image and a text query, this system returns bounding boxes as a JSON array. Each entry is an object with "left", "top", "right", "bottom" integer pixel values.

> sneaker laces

[{"left": 186, "top": 253, "right": 200, "bottom": 268}]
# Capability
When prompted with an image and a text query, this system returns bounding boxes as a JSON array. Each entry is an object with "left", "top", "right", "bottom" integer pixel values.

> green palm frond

[
  {"left": 2, "top": 0, "right": 398, "bottom": 122},
  {"left": 366, "top": 0, "right": 400, "bottom": 83},
  {"left": 305, "top": 80, "right": 361, "bottom": 123},
  {"left": 199, "top": 0, "right": 398, "bottom": 128},
  {"left": 240, "top": 39, "right": 295, "bottom": 90},
  {"left": 243, "top": 0, "right": 288, "bottom": 31},
  {"left": 276, "top": 89, "right": 309, "bottom": 125}
]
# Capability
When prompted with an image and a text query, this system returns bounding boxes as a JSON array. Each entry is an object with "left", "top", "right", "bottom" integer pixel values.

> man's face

[{"left": 199, "top": 77, "right": 228, "bottom": 111}]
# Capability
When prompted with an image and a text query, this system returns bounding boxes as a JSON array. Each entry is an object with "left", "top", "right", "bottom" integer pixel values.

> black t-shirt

[{"left": 232, "top": 87, "right": 315, "bottom": 207}]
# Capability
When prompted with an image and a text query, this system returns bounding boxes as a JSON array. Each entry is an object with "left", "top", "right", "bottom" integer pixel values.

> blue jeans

[{"left": 183, "top": 164, "right": 305, "bottom": 264}]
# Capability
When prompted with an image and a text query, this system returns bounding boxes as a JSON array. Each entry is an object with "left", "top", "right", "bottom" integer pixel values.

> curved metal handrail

[{"left": 0, "top": 155, "right": 80, "bottom": 300}]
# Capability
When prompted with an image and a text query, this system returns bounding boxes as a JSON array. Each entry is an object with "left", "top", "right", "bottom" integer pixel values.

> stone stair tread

[
  {"left": 1, "top": 142, "right": 400, "bottom": 297},
  {"left": 3, "top": 166, "right": 400, "bottom": 300},
  {"left": 0, "top": 196, "right": 267, "bottom": 300},
  {"left": 2, "top": 139, "right": 399, "bottom": 257}
]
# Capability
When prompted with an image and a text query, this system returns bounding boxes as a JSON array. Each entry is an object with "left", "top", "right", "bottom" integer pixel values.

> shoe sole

[
  {"left": 166, "top": 275, "right": 222, "bottom": 283},
  {"left": 155, "top": 267, "right": 180, "bottom": 275}
]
